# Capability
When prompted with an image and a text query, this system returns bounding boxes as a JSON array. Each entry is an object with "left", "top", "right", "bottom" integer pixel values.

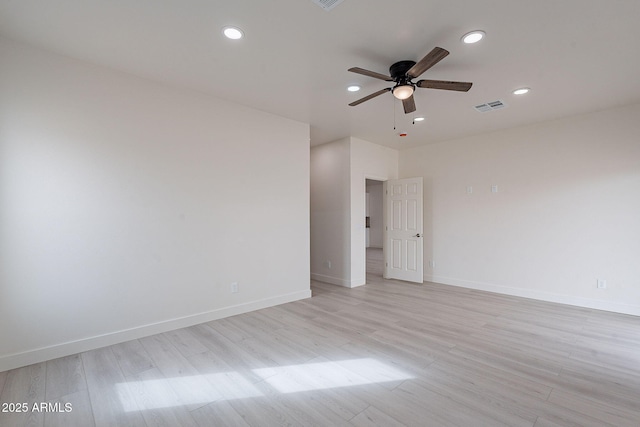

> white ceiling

[{"left": 2, "top": 0, "right": 640, "bottom": 149}]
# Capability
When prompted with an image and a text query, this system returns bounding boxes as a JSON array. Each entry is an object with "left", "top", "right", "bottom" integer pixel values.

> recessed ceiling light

[
  {"left": 413, "top": 117, "right": 425, "bottom": 122},
  {"left": 513, "top": 87, "right": 530, "bottom": 95},
  {"left": 347, "top": 85, "right": 361, "bottom": 92},
  {"left": 223, "top": 26, "right": 244, "bottom": 40},
  {"left": 461, "top": 30, "right": 485, "bottom": 44}
]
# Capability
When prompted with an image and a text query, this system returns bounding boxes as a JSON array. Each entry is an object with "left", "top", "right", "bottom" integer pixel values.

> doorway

[{"left": 365, "top": 179, "right": 385, "bottom": 277}]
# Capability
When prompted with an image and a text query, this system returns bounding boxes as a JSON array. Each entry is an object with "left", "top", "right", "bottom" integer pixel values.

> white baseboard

[
  {"left": 311, "top": 272, "right": 347, "bottom": 286},
  {"left": 311, "top": 272, "right": 365, "bottom": 288},
  {"left": 425, "top": 274, "right": 640, "bottom": 316},
  {"left": 0, "top": 289, "right": 311, "bottom": 373}
]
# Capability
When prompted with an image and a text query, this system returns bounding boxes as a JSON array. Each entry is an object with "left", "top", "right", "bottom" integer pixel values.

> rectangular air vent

[
  {"left": 474, "top": 100, "right": 507, "bottom": 112},
  {"left": 311, "top": 0, "right": 345, "bottom": 11}
]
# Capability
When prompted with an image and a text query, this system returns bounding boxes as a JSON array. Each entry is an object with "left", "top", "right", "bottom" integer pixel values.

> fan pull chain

[{"left": 393, "top": 99, "right": 396, "bottom": 130}]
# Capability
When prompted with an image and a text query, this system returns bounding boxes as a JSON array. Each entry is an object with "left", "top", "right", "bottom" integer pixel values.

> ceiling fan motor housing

[{"left": 389, "top": 60, "right": 417, "bottom": 80}]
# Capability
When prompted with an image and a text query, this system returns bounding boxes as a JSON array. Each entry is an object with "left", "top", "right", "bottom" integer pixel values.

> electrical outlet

[
  {"left": 324, "top": 260, "right": 332, "bottom": 269},
  {"left": 429, "top": 260, "right": 435, "bottom": 268},
  {"left": 231, "top": 282, "right": 239, "bottom": 293},
  {"left": 597, "top": 279, "right": 607, "bottom": 289}
]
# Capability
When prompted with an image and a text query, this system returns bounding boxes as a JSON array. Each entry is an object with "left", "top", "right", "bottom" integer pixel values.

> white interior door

[{"left": 383, "top": 177, "right": 423, "bottom": 283}]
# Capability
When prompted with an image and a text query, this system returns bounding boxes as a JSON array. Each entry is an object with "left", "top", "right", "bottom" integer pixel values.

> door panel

[{"left": 407, "top": 199, "right": 417, "bottom": 230}]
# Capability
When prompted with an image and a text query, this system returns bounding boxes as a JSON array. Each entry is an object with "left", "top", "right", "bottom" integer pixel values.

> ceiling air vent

[
  {"left": 474, "top": 100, "right": 507, "bottom": 112},
  {"left": 311, "top": 0, "right": 345, "bottom": 11}
]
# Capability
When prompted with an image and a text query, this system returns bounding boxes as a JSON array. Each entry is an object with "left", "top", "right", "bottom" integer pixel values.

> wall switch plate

[
  {"left": 597, "top": 279, "right": 607, "bottom": 289},
  {"left": 429, "top": 260, "right": 435, "bottom": 268},
  {"left": 231, "top": 282, "right": 239, "bottom": 293},
  {"left": 466, "top": 186, "right": 473, "bottom": 194},
  {"left": 491, "top": 185, "right": 498, "bottom": 193}
]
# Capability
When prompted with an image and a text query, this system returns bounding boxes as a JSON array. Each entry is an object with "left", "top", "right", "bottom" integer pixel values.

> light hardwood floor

[
  {"left": 2, "top": 268, "right": 639, "bottom": 426},
  {"left": 365, "top": 247, "right": 384, "bottom": 277}
]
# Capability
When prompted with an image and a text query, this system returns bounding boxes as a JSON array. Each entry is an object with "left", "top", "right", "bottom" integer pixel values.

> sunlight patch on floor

[
  {"left": 117, "top": 371, "right": 262, "bottom": 411},
  {"left": 116, "top": 358, "right": 413, "bottom": 411},
  {"left": 253, "top": 358, "right": 413, "bottom": 393}
]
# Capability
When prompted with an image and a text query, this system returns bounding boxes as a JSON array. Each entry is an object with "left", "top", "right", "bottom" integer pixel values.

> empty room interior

[{"left": 1, "top": 1, "right": 639, "bottom": 426}]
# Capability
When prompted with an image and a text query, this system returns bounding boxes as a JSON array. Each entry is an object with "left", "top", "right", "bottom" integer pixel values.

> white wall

[
  {"left": 310, "top": 137, "right": 398, "bottom": 287},
  {"left": 400, "top": 103, "right": 640, "bottom": 315},
  {"left": 310, "top": 138, "right": 351, "bottom": 286},
  {"left": 0, "top": 38, "right": 311, "bottom": 371}
]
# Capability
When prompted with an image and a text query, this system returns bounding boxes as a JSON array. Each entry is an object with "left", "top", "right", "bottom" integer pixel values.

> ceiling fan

[{"left": 348, "top": 47, "right": 472, "bottom": 114}]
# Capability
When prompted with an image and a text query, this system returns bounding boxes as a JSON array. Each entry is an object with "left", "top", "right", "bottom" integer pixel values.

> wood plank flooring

[{"left": 2, "top": 268, "right": 639, "bottom": 426}]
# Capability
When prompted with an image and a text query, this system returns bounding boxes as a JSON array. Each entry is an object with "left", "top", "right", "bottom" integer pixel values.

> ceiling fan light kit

[
  {"left": 348, "top": 46, "right": 473, "bottom": 114},
  {"left": 392, "top": 84, "right": 414, "bottom": 100}
]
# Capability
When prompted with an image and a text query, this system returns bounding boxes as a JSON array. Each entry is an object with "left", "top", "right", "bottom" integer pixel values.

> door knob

[{"left": 414, "top": 233, "right": 422, "bottom": 237}]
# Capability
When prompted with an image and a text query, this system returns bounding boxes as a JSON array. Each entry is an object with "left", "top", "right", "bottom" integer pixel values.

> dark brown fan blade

[
  {"left": 349, "top": 88, "right": 391, "bottom": 106},
  {"left": 416, "top": 79, "right": 473, "bottom": 92},
  {"left": 402, "top": 95, "right": 416, "bottom": 114},
  {"left": 348, "top": 67, "right": 393, "bottom": 81},
  {"left": 407, "top": 47, "right": 450, "bottom": 78}
]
